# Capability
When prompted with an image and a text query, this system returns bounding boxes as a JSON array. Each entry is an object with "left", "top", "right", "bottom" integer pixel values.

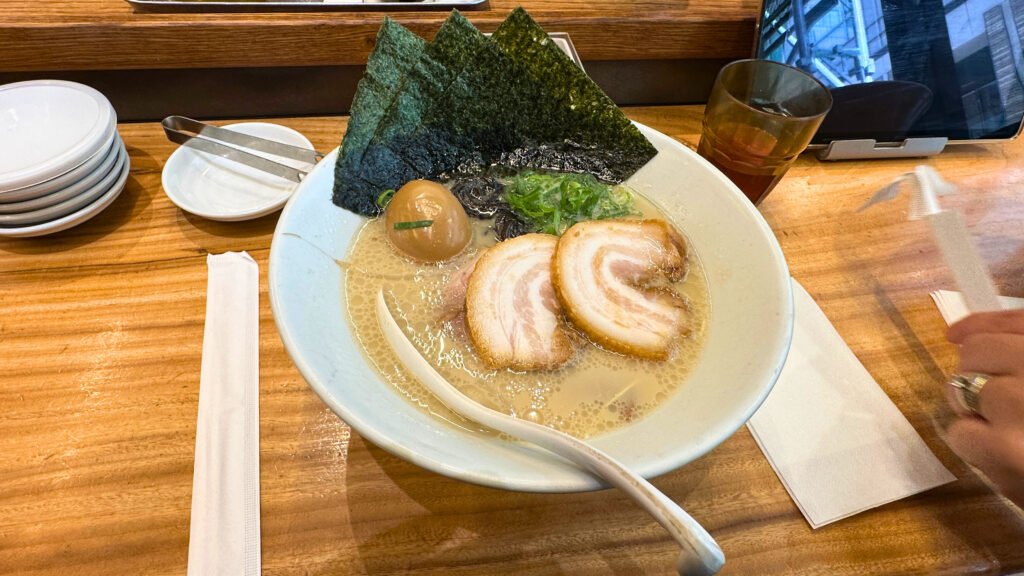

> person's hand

[{"left": 944, "top": 309, "right": 1024, "bottom": 507}]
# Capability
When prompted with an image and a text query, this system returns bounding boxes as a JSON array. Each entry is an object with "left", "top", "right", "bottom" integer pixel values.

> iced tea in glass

[{"left": 697, "top": 59, "right": 832, "bottom": 205}]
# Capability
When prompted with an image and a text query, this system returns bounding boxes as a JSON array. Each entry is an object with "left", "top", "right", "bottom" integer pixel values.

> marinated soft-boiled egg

[{"left": 385, "top": 180, "right": 471, "bottom": 262}]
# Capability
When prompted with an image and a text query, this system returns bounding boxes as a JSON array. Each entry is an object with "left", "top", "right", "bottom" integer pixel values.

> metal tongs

[{"left": 162, "top": 116, "right": 324, "bottom": 183}]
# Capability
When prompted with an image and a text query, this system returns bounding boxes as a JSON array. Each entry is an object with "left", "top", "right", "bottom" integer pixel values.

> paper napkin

[
  {"left": 930, "top": 290, "right": 1024, "bottom": 325},
  {"left": 747, "top": 279, "right": 955, "bottom": 528},
  {"left": 188, "top": 252, "right": 261, "bottom": 576}
]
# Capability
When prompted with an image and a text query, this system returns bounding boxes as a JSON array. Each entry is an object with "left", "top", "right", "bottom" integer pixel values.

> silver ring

[{"left": 948, "top": 372, "right": 990, "bottom": 416}]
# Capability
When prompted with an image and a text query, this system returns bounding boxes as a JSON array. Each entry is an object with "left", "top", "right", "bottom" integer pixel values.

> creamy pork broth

[{"left": 343, "top": 195, "right": 710, "bottom": 439}]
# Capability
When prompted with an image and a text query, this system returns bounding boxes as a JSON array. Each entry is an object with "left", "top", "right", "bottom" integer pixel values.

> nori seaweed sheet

[
  {"left": 332, "top": 19, "right": 425, "bottom": 215},
  {"left": 375, "top": 12, "right": 540, "bottom": 180},
  {"left": 354, "top": 12, "right": 489, "bottom": 197},
  {"left": 491, "top": 7, "right": 657, "bottom": 176},
  {"left": 332, "top": 9, "right": 658, "bottom": 216}
]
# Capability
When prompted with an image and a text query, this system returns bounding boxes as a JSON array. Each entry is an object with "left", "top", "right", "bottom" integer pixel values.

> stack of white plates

[{"left": 0, "top": 80, "right": 129, "bottom": 238}]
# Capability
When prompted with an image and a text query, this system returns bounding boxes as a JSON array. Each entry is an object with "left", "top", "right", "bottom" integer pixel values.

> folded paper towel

[{"left": 748, "top": 279, "right": 955, "bottom": 528}]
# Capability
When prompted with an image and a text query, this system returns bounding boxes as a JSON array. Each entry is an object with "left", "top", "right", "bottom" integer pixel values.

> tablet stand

[{"left": 815, "top": 137, "right": 948, "bottom": 160}]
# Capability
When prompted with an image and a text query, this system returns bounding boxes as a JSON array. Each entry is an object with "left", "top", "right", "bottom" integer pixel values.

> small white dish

[
  {"left": 0, "top": 133, "right": 122, "bottom": 214},
  {"left": 0, "top": 80, "right": 116, "bottom": 193},
  {"left": 0, "top": 143, "right": 128, "bottom": 226},
  {"left": 0, "top": 145, "right": 127, "bottom": 227},
  {"left": 0, "top": 129, "right": 119, "bottom": 204},
  {"left": 162, "top": 122, "right": 314, "bottom": 221},
  {"left": 0, "top": 147, "right": 130, "bottom": 238},
  {"left": 269, "top": 122, "right": 794, "bottom": 492}
]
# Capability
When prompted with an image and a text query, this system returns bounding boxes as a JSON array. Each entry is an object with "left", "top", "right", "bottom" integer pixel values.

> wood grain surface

[
  {"left": 0, "top": 1, "right": 758, "bottom": 73},
  {"left": 1, "top": 107, "right": 1023, "bottom": 575}
]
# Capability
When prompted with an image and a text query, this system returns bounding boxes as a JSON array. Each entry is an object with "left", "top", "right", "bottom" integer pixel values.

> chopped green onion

[
  {"left": 376, "top": 189, "right": 396, "bottom": 209},
  {"left": 503, "top": 171, "right": 638, "bottom": 235},
  {"left": 392, "top": 220, "right": 434, "bottom": 230}
]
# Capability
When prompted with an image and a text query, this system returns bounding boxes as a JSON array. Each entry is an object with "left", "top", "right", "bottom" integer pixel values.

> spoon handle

[
  {"left": 473, "top": 399, "right": 725, "bottom": 576},
  {"left": 375, "top": 291, "right": 724, "bottom": 575}
]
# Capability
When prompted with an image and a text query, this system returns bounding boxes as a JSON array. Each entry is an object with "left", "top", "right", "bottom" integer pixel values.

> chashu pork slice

[
  {"left": 465, "top": 234, "right": 577, "bottom": 371},
  {"left": 553, "top": 219, "right": 689, "bottom": 360}
]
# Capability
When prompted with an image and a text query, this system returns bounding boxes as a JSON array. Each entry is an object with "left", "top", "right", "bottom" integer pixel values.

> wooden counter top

[
  {"left": 1, "top": 106, "right": 1023, "bottom": 574},
  {"left": 0, "top": 1, "right": 757, "bottom": 73}
]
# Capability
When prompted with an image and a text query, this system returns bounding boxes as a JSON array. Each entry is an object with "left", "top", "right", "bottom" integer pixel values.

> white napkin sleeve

[
  {"left": 926, "top": 211, "right": 1002, "bottom": 312},
  {"left": 747, "top": 279, "right": 955, "bottom": 529},
  {"left": 930, "top": 290, "right": 1024, "bottom": 325},
  {"left": 187, "top": 252, "right": 261, "bottom": 576}
]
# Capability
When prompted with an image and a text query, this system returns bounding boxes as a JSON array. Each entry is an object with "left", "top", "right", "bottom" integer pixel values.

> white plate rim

[
  {"left": 0, "top": 145, "right": 127, "bottom": 226},
  {"left": 0, "top": 133, "right": 123, "bottom": 214},
  {"left": 0, "top": 144, "right": 130, "bottom": 238},
  {"left": 0, "top": 80, "right": 117, "bottom": 193},
  {"left": 269, "top": 122, "right": 794, "bottom": 492},
  {"left": 0, "top": 129, "right": 119, "bottom": 203},
  {"left": 161, "top": 122, "right": 313, "bottom": 222}
]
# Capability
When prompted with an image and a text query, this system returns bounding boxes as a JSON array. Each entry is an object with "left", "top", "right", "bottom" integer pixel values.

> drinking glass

[{"left": 697, "top": 59, "right": 832, "bottom": 205}]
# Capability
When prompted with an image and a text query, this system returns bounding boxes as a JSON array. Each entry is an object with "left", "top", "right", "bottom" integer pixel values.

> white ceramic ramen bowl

[{"left": 269, "top": 123, "right": 794, "bottom": 493}]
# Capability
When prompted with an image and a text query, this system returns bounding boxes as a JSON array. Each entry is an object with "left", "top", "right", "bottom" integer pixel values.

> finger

[
  {"left": 944, "top": 417, "right": 1000, "bottom": 472},
  {"left": 948, "top": 309, "right": 1024, "bottom": 343},
  {"left": 944, "top": 418, "right": 1024, "bottom": 506},
  {"left": 945, "top": 374, "right": 1024, "bottom": 426},
  {"left": 957, "top": 333, "right": 1024, "bottom": 376}
]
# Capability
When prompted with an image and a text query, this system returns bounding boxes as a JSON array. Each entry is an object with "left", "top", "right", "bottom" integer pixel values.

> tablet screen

[{"left": 757, "top": 0, "right": 1024, "bottom": 143}]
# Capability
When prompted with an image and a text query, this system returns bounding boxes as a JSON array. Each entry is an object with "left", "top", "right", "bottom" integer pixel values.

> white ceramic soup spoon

[{"left": 375, "top": 290, "right": 725, "bottom": 576}]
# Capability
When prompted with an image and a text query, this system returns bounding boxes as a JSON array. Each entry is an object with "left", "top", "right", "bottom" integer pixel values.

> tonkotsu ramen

[{"left": 343, "top": 184, "right": 709, "bottom": 440}]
